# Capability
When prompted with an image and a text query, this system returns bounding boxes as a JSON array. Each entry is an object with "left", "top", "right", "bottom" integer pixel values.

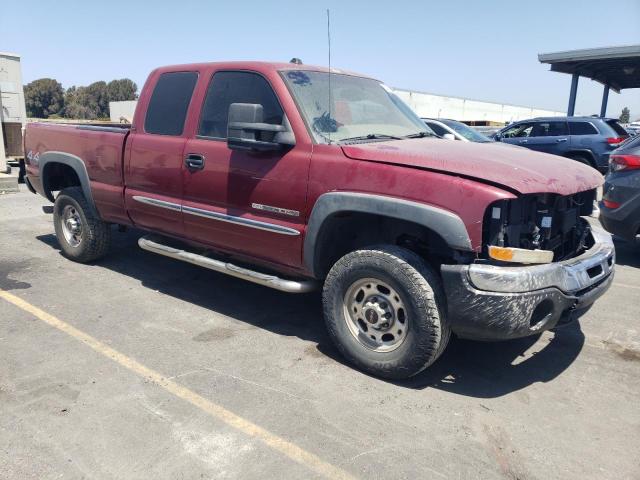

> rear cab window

[{"left": 144, "top": 71, "right": 199, "bottom": 135}]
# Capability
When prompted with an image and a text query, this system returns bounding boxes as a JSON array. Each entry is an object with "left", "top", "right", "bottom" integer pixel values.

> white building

[
  {"left": 392, "top": 88, "right": 564, "bottom": 124},
  {"left": 0, "top": 51, "right": 27, "bottom": 172},
  {"left": 109, "top": 100, "right": 137, "bottom": 123}
]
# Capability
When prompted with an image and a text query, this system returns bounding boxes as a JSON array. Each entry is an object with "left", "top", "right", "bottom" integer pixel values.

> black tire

[
  {"left": 322, "top": 245, "right": 450, "bottom": 380},
  {"left": 53, "top": 187, "right": 111, "bottom": 262}
]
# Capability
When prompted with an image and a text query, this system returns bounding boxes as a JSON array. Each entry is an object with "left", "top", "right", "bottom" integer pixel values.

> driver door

[{"left": 181, "top": 70, "right": 312, "bottom": 268}]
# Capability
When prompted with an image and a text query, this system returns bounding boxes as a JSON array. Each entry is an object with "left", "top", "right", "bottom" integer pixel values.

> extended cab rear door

[
  {"left": 181, "top": 68, "right": 312, "bottom": 269},
  {"left": 124, "top": 70, "right": 199, "bottom": 236}
]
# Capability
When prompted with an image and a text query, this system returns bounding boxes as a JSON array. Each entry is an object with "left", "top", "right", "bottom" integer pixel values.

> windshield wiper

[
  {"left": 339, "top": 133, "right": 403, "bottom": 143},
  {"left": 404, "top": 131, "right": 438, "bottom": 138}
]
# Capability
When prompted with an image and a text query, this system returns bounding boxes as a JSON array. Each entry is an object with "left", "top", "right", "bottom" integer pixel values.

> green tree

[
  {"left": 62, "top": 77, "right": 138, "bottom": 119},
  {"left": 24, "top": 78, "right": 64, "bottom": 118},
  {"left": 619, "top": 107, "right": 631, "bottom": 123},
  {"left": 87, "top": 81, "right": 109, "bottom": 118},
  {"left": 107, "top": 79, "right": 138, "bottom": 102},
  {"left": 63, "top": 85, "right": 100, "bottom": 119}
]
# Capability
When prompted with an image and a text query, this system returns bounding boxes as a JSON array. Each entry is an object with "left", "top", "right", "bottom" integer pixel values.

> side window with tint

[
  {"left": 569, "top": 122, "right": 598, "bottom": 135},
  {"left": 531, "top": 121, "right": 568, "bottom": 137},
  {"left": 198, "top": 71, "right": 284, "bottom": 139},
  {"left": 144, "top": 72, "right": 198, "bottom": 135},
  {"left": 503, "top": 123, "right": 533, "bottom": 138}
]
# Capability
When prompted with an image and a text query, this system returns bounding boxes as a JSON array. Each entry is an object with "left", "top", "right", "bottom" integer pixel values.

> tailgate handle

[{"left": 185, "top": 153, "right": 205, "bottom": 171}]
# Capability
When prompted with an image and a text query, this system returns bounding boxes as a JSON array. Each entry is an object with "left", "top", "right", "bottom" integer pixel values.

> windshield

[
  {"left": 281, "top": 70, "right": 430, "bottom": 143},
  {"left": 440, "top": 119, "right": 492, "bottom": 143}
]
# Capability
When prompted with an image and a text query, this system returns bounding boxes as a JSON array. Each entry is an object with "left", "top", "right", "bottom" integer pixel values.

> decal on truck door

[{"left": 251, "top": 203, "right": 300, "bottom": 217}]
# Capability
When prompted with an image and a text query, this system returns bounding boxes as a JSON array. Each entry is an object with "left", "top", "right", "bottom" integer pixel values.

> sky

[{"left": 2, "top": 0, "right": 639, "bottom": 119}]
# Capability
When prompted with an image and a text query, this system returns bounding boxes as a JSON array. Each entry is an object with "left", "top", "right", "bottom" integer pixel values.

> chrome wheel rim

[
  {"left": 61, "top": 205, "right": 83, "bottom": 247},
  {"left": 343, "top": 278, "right": 408, "bottom": 352}
]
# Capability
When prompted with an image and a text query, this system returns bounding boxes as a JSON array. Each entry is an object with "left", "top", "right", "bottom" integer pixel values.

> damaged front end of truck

[{"left": 442, "top": 188, "right": 615, "bottom": 340}]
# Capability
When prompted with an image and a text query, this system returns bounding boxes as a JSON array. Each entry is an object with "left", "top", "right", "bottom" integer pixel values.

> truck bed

[{"left": 24, "top": 122, "right": 130, "bottom": 223}]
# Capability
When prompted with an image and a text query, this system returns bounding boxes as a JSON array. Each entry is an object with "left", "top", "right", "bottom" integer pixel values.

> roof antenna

[{"left": 327, "top": 8, "right": 332, "bottom": 144}]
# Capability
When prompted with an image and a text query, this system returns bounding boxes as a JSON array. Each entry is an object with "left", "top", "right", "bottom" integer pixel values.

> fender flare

[
  {"left": 303, "top": 192, "right": 473, "bottom": 277},
  {"left": 40, "top": 151, "right": 99, "bottom": 216}
]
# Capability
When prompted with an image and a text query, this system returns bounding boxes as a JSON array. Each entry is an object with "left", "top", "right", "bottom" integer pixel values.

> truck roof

[{"left": 151, "top": 61, "right": 371, "bottom": 79}]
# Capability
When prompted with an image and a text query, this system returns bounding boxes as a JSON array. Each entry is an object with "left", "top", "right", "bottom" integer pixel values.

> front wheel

[
  {"left": 322, "top": 246, "right": 450, "bottom": 380},
  {"left": 53, "top": 187, "right": 111, "bottom": 262}
]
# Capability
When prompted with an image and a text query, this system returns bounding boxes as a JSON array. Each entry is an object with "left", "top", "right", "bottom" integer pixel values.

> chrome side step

[{"left": 138, "top": 235, "right": 318, "bottom": 293}]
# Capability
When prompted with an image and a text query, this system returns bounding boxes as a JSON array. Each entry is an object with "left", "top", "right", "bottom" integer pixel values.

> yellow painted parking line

[{"left": 0, "top": 289, "right": 356, "bottom": 480}]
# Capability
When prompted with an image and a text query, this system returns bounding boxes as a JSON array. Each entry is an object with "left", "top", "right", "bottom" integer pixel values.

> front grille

[{"left": 483, "top": 190, "right": 597, "bottom": 261}]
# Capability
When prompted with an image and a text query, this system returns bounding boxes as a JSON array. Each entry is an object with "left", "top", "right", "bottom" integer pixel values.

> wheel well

[
  {"left": 42, "top": 162, "right": 81, "bottom": 201},
  {"left": 564, "top": 151, "right": 596, "bottom": 167},
  {"left": 313, "top": 212, "right": 458, "bottom": 278}
]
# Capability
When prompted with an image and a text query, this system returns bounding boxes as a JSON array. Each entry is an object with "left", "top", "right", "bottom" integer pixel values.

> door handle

[
  {"left": 519, "top": 139, "right": 528, "bottom": 144},
  {"left": 185, "top": 153, "right": 205, "bottom": 171},
  {"left": 556, "top": 138, "right": 568, "bottom": 143}
]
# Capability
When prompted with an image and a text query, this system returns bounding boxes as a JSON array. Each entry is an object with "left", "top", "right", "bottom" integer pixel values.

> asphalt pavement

[{"left": 1, "top": 186, "right": 639, "bottom": 479}]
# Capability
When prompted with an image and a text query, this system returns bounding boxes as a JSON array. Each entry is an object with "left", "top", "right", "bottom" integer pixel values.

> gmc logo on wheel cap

[{"left": 365, "top": 309, "right": 379, "bottom": 324}]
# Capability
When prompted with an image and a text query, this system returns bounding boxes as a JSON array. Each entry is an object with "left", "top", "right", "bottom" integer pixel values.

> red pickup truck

[{"left": 24, "top": 61, "right": 614, "bottom": 379}]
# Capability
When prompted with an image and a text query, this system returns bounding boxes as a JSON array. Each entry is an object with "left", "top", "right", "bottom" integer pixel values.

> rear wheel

[
  {"left": 322, "top": 245, "right": 450, "bottom": 379},
  {"left": 53, "top": 187, "right": 111, "bottom": 262},
  {"left": 568, "top": 154, "right": 595, "bottom": 168}
]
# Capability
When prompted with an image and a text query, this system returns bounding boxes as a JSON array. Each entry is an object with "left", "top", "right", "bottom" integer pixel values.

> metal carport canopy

[{"left": 538, "top": 45, "right": 640, "bottom": 116}]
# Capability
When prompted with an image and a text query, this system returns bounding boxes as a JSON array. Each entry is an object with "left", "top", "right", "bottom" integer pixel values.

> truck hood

[{"left": 341, "top": 138, "right": 603, "bottom": 195}]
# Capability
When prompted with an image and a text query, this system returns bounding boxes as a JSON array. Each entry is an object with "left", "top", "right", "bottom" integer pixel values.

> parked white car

[{"left": 421, "top": 118, "right": 493, "bottom": 143}]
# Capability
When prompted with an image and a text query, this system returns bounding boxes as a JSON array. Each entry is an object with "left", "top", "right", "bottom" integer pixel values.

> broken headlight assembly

[{"left": 482, "top": 190, "right": 596, "bottom": 264}]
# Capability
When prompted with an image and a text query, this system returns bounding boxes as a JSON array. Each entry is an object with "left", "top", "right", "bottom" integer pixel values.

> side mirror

[
  {"left": 442, "top": 133, "right": 456, "bottom": 141},
  {"left": 227, "top": 103, "right": 295, "bottom": 152},
  {"left": 494, "top": 133, "right": 502, "bottom": 141}
]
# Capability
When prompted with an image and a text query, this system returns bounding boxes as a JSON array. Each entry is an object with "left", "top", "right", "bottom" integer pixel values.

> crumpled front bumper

[{"left": 441, "top": 217, "right": 615, "bottom": 340}]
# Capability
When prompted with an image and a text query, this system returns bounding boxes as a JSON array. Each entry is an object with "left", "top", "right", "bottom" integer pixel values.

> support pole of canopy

[
  {"left": 567, "top": 73, "right": 579, "bottom": 117},
  {"left": 600, "top": 85, "right": 610, "bottom": 118}
]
